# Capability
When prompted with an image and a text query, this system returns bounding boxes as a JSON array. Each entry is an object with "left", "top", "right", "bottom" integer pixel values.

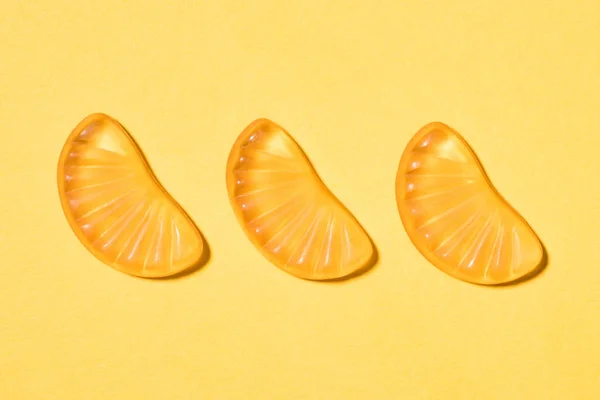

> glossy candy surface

[
  {"left": 57, "top": 113, "right": 204, "bottom": 278},
  {"left": 226, "top": 119, "right": 374, "bottom": 280},
  {"left": 395, "top": 122, "right": 544, "bottom": 285}
]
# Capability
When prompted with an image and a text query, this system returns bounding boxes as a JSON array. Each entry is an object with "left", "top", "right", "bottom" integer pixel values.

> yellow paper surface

[{"left": 1, "top": 1, "right": 599, "bottom": 398}]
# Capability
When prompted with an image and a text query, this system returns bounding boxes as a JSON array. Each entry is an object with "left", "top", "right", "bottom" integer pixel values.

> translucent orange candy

[
  {"left": 395, "top": 122, "right": 544, "bottom": 285},
  {"left": 57, "top": 113, "right": 204, "bottom": 278},
  {"left": 226, "top": 119, "right": 374, "bottom": 280}
]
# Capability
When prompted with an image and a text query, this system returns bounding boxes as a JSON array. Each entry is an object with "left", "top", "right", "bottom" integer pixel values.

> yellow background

[{"left": 1, "top": 1, "right": 599, "bottom": 398}]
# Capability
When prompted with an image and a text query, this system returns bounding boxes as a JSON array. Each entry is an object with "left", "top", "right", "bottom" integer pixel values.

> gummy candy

[
  {"left": 395, "top": 122, "right": 544, "bottom": 285},
  {"left": 57, "top": 113, "right": 204, "bottom": 278},
  {"left": 226, "top": 119, "right": 374, "bottom": 280}
]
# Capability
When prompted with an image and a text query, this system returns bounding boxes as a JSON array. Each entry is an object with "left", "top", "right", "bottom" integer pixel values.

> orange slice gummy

[
  {"left": 395, "top": 122, "right": 544, "bottom": 285},
  {"left": 226, "top": 119, "right": 374, "bottom": 281},
  {"left": 57, "top": 113, "right": 204, "bottom": 278}
]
